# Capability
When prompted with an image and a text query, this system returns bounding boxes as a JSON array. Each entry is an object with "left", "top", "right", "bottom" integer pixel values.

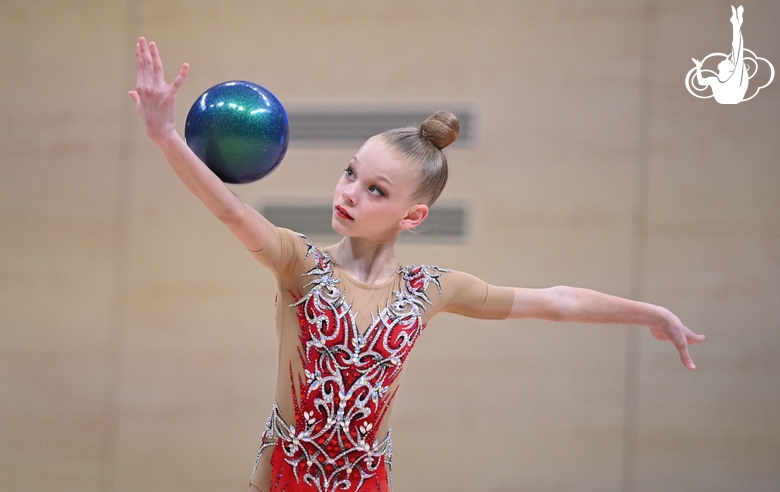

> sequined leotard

[{"left": 249, "top": 227, "right": 514, "bottom": 492}]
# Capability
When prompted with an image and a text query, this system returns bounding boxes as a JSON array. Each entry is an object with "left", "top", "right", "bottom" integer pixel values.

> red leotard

[{"left": 249, "top": 227, "right": 514, "bottom": 492}]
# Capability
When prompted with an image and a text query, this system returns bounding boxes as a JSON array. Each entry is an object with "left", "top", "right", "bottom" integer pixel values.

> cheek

[
  {"left": 333, "top": 178, "right": 346, "bottom": 198},
  {"left": 370, "top": 201, "right": 404, "bottom": 224}
]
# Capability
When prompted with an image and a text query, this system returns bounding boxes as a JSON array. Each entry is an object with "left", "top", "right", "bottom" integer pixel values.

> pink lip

[{"left": 335, "top": 205, "right": 354, "bottom": 220}]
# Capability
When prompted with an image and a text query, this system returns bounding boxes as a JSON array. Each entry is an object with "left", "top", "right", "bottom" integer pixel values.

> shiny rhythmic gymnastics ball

[{"left": 185, "top": 80, "right": 289, "bottom": 184}]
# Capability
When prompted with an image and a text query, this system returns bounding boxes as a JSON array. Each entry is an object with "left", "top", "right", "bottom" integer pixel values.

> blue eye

[
  {"left": 344, "top": 167, "right": 355, "bottom": 178},
  {"left": 369, "top": 185, "right": 385, "bottom": 196}
]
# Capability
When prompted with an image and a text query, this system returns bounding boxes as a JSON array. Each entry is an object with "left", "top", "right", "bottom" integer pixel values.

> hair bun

[{"left": 420, "top": 111, "right": 460, "bottom": 150}]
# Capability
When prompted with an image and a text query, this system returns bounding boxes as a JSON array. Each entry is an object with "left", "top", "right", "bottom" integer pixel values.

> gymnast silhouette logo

[{"left": 685, "top": 5, "right": 774, "bottom": 104}]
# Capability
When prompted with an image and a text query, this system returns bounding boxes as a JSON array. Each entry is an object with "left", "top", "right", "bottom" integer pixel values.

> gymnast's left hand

[{"left": 648, "top": 310, "right": 705, "bottom": 370}]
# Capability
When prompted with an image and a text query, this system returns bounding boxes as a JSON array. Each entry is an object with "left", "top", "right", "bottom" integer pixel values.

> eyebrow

[
  {"left": 351, "top": 156, "right": 394, "bottom": 187},
  {"left": 374, "top": 174, "right": 393, "bottom": 186}
]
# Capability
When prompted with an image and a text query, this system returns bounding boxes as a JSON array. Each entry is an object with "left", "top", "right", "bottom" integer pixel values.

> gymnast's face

[
  {"left": 717, "top": 59, "right": 735, "bottom": 80},
  {"left": 332, "top": 136, "right": 428, "bottom": 241}
]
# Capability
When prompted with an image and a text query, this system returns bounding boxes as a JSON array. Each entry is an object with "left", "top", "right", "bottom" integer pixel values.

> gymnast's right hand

[{"left": 128, "top": 37, "right": 190, "bottom": 144}]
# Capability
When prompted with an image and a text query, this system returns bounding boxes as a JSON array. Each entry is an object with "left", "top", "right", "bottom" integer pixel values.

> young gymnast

[{"left": 129, "top": 37, "right": 705, "bottom": 492}]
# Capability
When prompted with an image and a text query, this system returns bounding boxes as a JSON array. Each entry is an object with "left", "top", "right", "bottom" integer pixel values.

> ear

[{"left": 400, "top": 203, "right": 429, "bottom": 230}]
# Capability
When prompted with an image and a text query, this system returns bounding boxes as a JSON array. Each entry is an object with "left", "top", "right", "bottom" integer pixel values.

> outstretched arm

[
  {"left": 508, "top": 286, "right": 705, "bottom": 370},
  {"left": 128, "top": 37, "right": 270, "bottom": 252},
  {"left": 692, "top": 58, "right": 712, "bottom": 87}
]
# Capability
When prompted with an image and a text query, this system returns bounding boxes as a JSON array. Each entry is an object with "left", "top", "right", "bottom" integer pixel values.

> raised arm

[
  {"left": 128, "top": 37, "right": 270, "bottom": 252},
  {"left": 509, "top": 286, "right": 705, "bottom": 370}
]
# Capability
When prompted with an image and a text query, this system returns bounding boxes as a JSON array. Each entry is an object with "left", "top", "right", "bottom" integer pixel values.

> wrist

[
  {"left": 649, "top": 304, "right": 675, "bottom": 329},
  {"left": 151, "top": 128, "right": 183, "bottom": 151}
]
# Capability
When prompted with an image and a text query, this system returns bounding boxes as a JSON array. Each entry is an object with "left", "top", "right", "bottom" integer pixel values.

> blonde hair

[{"left": 380, "top": 111, "right": 460, "bottom": 206}]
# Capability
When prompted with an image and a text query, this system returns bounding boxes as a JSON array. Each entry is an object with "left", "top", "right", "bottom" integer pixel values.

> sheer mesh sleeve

[
  {"left": 436, "top": 270, "right": 514, "bottom": 320},
  {"left": 250, "top": 226, "right": 311, "bottom": 290}
]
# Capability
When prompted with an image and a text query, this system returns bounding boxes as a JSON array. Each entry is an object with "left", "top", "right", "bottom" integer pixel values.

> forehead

[{"left": 352, "top": 137, "right": 415, "bottom": 181}]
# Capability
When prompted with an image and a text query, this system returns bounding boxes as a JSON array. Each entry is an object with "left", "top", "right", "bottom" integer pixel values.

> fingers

[
  {"left": 670, "top": 326, "right": 696, "bottom": 370},
  {"left": 171, "top": 63, "right": 190, "bottom": 92},
  {"left": 130, "top": 36, "right": 188, "bottom": 138},
  {"left": 688, "top": 332, "right": 705, "bottom": 345},
  {"left": 135, "top": 39, "right": 144, "bottom": 88},
  {"left": 678, "top": 344, "right": 696, "bottom": 371},
  {"left": 655, "top": 316, "right": 703, "bottom": 370},
  {"left": 133, "top": 37, "right": 188, "bottom": 91},
  {"left": 675, "top": 327, "right": 704, "bottom": 369},
  {"left": 136, "top": 37, "right": 155, "bottom": 89},
  {"left": 149, "top": 40, "right": 165, "bottom": 83},
  {"left": 134, "top": 37, "right": 163, "bottom": 88}
]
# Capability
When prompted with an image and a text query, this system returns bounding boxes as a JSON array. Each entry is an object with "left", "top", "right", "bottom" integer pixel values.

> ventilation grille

[
  {"left": 287, "top": 109, "right": 474, "bottom": 146},
  {"left": 259, "top": 203, "right": 468, "bottom": 242}
]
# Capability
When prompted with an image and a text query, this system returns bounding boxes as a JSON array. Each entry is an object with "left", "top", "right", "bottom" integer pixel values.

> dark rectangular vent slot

[
  {"left": 287, "top": 110, "right": 473, "bottom": 146},
  {"left": 260, "top": 203, "right": 468, "bottom": 242},
  {"left": 402, "top": 206, "right": 466, "bottom": 240},
  {"left": 261, "top": 204, "right": 334, "bottom": 236}
]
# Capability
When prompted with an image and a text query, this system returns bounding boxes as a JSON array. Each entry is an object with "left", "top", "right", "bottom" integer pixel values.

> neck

[{"left": 326, "top": 235, "right": 400, "bottom": 286}]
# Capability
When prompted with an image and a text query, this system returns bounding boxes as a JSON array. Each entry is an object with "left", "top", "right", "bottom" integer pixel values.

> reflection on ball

[{"left": 185, "top": 81, "right": 289, "bottom": 184}]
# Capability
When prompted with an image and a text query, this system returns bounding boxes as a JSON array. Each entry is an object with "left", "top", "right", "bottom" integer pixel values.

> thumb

[{"left": 128, "top": 90, "right": 140, "bottom": 105}]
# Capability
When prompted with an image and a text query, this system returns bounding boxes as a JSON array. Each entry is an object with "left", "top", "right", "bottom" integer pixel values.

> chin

[{"left": 331, "top": 217, "right": 350, "bottom": 237}]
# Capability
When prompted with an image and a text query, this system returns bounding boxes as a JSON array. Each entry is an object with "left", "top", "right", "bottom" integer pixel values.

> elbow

[
  {"left": 509, "top": 286, "right": 579, "bottom": 321},
  {"left": 546, "top": 286, "right": 577, "bottom": 322},
  {"left": 214, "top": 201, "right": 247, "bottom": 227}
]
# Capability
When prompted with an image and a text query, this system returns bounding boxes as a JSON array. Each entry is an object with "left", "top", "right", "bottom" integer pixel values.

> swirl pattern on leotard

[{"left": 256, "top": 236, "right": 447, "bottom": 492}]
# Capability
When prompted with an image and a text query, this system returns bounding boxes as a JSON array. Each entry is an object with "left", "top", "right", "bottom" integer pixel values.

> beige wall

[{"left": 1, "top": 1, "right": 778, "bottom": 491}]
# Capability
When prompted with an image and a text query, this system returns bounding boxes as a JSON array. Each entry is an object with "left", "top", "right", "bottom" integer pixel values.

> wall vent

[
  {"left": 287, "top": 109, "right": 474, "bottom": 146},
  {"left": 259, "top": 202, "right": 468, "bottom": 242}
]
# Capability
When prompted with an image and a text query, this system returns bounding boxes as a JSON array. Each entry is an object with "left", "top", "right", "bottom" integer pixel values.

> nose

[{"left": 341, "top": 182, "right": 357, "bottom": 205}]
